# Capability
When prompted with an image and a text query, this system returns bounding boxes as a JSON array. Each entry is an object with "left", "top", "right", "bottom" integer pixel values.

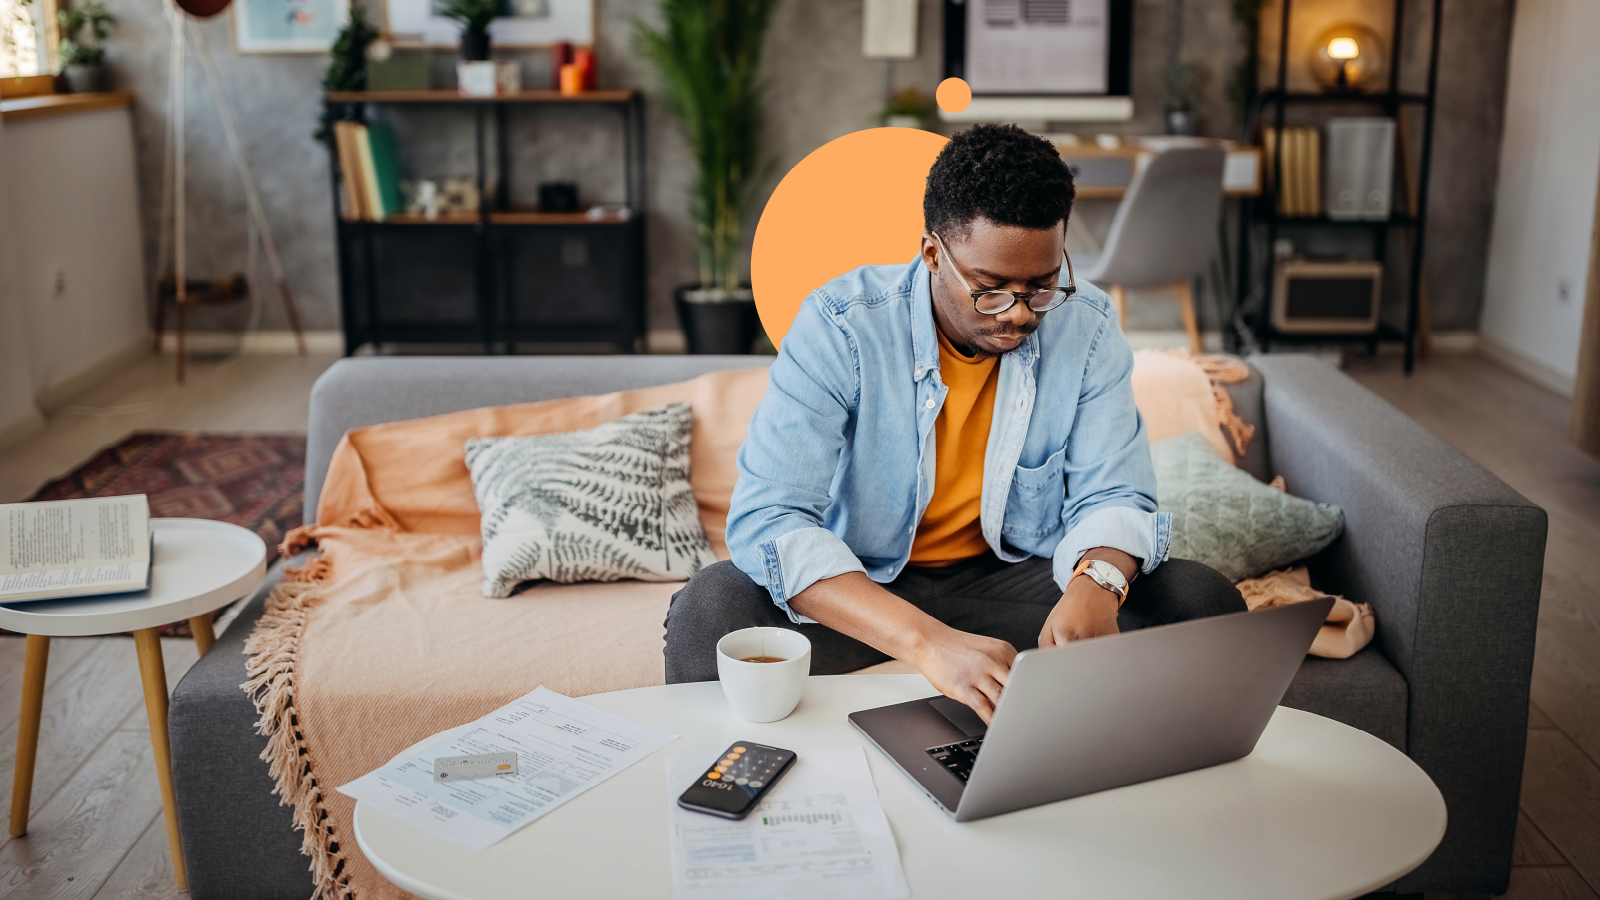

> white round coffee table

[
  {"left": 1, "top": 517, "right": 267, "bottom": 893},
  {"left": 355, "top": 673, "right": 1446, "bottom": 900}
]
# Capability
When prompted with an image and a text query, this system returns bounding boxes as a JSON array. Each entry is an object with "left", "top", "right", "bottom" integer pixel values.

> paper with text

[
  {"left": 666, "top": 747, "right": 909, "bottom": 900},
  {"left": 338, "top": 686, "right": 675, "bottom": 851}
]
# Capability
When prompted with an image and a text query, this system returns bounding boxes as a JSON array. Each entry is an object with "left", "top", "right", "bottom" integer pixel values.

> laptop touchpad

[{"left": 928, "top": 696, "right": 988, "bottom": 738}]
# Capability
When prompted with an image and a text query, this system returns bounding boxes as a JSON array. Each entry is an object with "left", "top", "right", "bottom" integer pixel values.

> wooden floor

[{"left": 0, "top": 349, "right": 1595, "bottom": 899}]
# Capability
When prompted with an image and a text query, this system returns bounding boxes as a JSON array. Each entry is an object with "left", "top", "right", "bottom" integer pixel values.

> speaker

[
  {"left": 1325, "top": 118, "right": 1394, "bottom": 221},
  {"left": 1271, "top": 259, "right": 1383, "bottom": 335}
]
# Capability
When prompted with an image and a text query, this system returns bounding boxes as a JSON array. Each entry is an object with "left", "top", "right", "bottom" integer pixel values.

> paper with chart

[
  {"left": 666, "top": 747, "right": 909, "bottom": 900},
  {"left": 338, "top": 686, "right": 675, "bottom": 851}
]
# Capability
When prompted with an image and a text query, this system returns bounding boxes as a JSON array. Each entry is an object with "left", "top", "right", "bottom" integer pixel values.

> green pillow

[{"left": 1152, "top": 432, "right": 1344, "bottom": 582}]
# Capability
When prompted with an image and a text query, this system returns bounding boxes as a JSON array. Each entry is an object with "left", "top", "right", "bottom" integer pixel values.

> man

[{"left": 664, "top": 124, "right": 1245, "bottom": 721}]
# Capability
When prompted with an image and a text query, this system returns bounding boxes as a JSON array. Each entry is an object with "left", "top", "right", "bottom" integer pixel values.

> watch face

[{"left": 1088, "top": 560, "right": 1126, "bottom": 588}]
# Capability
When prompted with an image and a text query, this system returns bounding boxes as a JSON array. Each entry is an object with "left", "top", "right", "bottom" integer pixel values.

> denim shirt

[{"left": 726, "top": 255, "right": 1172, "bottom": 623}]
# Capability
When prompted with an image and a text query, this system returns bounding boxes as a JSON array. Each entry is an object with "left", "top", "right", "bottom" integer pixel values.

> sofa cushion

[
  {"left": 467, "top": 404, "right": 717, "bottom": 594},
  {"left": 1154, "top": 431, "right": 1345, "bottom": 581},
  {"left": 1281, "top": 645, "right": 1408, "bottom": 751}
]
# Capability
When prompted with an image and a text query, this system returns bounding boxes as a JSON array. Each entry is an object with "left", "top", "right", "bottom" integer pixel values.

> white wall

[
  {"left": 2, "top": 106, "right": 148, "bottom": 404},
  {"left": 0, "top": 116, "right": 45, "bottom": 448},
  {"left": 1480, "top": 0, "right": 1600, "bottom": 391}
]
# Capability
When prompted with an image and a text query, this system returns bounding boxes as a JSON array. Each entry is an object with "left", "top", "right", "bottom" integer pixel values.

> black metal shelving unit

[
  {"left": 1234, "top": 0, "right": 1442, "bottom": 372},
  {"left": 324, "top": 89, "right": 647, "bottom": 356}
]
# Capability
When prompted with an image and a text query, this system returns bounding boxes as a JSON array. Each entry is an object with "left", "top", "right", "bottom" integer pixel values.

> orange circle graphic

[
  {"left": 936, "top": 78, "right": 972, "bottom": 114},
  {"left": 751, "top": 127, "right": 949, "bottom": 347}
]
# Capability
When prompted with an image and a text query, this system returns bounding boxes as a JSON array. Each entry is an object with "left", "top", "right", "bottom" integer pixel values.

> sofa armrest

[
  {"left": 1252, "top": 355, "right": 1547, "bottom": 894},
  {"left": 170, "top": 560, "right": 315, "bottom": 900}
]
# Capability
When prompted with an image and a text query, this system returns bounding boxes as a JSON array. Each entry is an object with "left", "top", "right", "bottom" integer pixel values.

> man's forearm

[{"left": 786, "top": 571, "right": 943, "bottom": 663}]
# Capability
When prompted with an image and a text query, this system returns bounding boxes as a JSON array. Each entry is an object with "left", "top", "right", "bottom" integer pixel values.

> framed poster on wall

[
  {"left": 385, "top": 0, "right": 594, "bottom": 48},
  {"left": 233, "top": 0, "right": 351, "bottom": 52}
]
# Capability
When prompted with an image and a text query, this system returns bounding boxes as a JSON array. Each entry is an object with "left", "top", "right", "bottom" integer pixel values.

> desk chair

[{"left": 1077, "top": 146, "right": 1226, "bottom": 354}]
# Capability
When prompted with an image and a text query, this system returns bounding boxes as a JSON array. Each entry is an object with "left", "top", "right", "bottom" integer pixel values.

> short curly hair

[{"left": 923, "top": 123, "right": 1075, "bottom": 239}]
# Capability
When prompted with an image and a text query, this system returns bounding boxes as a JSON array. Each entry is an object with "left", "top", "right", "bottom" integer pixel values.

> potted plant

[
  {"left": 1165, "top": 60, "right": 1200, "bottom": 136},
  {"left": 638, "top": 0, "right": 777, "bottom": 354},
  {"left": 878, "top": 87, "right": 935, "bottom": 129},
  {"left": 55, "top": 1, "right": 115, "bottom": 94},
  {"left": 438, "top": 0, "right": 504, "bottom": 60}
]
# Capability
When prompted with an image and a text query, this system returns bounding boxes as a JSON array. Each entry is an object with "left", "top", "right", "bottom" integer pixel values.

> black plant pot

[
  {"left": 675, "top": 285, "right": 760, "bottom": 355},
  {"left": 459, "top": 31, "right": 491, "bottom": 61}
]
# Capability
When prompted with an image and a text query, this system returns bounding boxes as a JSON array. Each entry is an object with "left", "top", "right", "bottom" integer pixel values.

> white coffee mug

[{"left": 715, "top": 628, "right": 811, "bottom": 723}]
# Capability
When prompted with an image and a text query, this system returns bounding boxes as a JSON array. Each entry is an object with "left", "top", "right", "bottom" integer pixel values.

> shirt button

[
  {"left": 924, "top": 398, "right": 936, "bottom": 409},
  {"left": 1017, "top": 398, "right": 1026, "bottom": 409}
]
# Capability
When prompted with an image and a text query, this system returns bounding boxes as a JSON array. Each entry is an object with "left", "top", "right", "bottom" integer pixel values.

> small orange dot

[
  {"left": 733, "top": 747, "right": 747, "bottom": 753},
  {"left": 936, "top": 78, "right": 972, "bottom": 114}
]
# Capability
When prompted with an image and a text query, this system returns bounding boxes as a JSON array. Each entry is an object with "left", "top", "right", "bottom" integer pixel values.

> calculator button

[
  {"left": 735, "top": 777, "right": 748, "bottom": 785},
  {"left": 749, "top": 780, "right": 763, "bottom": 788}
]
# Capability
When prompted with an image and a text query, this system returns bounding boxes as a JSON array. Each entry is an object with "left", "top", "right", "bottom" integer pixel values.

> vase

[
  {"left": 459, "top": 31, "right": 491, "bottom": 61},
  {"left": 674, "top": 285, "right": 760, "bottom": 355},
  {"left": 1165, "top": 109, "right": 1199, "bottom": 136},
  {"left": 62, "top": 64, "right": 102, "bottom": 94}
]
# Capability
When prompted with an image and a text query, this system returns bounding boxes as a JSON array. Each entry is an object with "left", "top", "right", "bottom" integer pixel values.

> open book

[{"left": 0, "top": 496, "right": 152, "bottom": 604}]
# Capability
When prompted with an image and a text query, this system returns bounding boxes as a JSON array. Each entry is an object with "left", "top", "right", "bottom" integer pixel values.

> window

[{"left": 1, "top": 0, "right": 48, "bottom": 79}]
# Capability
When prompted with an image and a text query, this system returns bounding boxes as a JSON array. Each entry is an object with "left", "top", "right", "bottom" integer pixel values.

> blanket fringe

[
  {"left": 1153, "top": 348, "right": 1258, "bottom": 460},
  {"left": 242, "top": 580, "right": 354, "bottom": 900}
]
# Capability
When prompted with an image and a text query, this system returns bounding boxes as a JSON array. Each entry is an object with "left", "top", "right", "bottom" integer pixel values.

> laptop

[{"left": 848, "top": 597, "right": 1334, "bottom": 822}]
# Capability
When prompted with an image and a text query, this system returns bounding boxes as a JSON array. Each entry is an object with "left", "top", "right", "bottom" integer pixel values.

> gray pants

[{"left": 663, "top": 554, "right": 1247, "bottom": 683}]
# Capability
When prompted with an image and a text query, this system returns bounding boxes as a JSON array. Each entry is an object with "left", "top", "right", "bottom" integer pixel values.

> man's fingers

[
  {"left": 1037, "top": 627, "right": 1056, "bottom": 648},
  {"left": 963, "top": 686, "right": 996, "bottom": 724}
]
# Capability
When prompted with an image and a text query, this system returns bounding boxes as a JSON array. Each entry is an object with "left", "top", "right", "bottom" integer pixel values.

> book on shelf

[
  {"left": 1262, "top": 125, "right": 1323, "bottom": 218},
  {"left": 0, "top": 495, "right": 152, "bottom": 604},
  {"left": 333, "top": 121, "right": 404, "bottom": 222}
]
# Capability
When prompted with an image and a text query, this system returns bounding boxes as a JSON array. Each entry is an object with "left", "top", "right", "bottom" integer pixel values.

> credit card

[{"left": 433, "top": 751, "right": 519, "bottom": 783}]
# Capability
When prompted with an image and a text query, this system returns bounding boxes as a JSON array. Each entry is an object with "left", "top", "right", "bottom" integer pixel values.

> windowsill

[{"left": 0, "top": 91, "right": 132, "bottom": 123}]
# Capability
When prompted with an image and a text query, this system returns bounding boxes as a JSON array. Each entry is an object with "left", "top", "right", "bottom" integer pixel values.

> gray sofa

[{"left": 168, "top": 354, "right": 1545, "bottom": 898}]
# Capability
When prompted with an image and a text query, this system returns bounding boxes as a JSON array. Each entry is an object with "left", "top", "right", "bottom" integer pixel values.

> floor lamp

[{"left": 154, "top": 0, "right": 305, "bottom": 382}]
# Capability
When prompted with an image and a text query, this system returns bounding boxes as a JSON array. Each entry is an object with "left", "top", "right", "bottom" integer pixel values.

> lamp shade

[{"left": 1310, "top": 23, "right": 1385, "bottom": 92}]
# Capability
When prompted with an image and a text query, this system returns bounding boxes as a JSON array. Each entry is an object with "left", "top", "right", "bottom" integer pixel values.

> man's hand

[
  {"left": 1038, "top": 577, "right": 1121, "bottom": 647},
  {"left": 908, "top": 627, "right": 1017, "bottom": 724}
]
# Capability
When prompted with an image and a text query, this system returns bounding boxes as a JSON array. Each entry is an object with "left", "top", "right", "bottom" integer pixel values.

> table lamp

[{"left": 1311, "top": 24, "right": 1383, "bottom": 93}]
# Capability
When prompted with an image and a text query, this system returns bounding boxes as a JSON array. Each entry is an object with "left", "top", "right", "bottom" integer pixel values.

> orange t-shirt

[{"left": 909, "top": 328, "right": 1001, "bottom": 566}]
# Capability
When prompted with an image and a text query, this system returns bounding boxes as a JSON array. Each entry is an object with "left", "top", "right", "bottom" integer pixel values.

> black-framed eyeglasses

[{"left": 932, "top": 230, "right": 1076, "bottom": 315}]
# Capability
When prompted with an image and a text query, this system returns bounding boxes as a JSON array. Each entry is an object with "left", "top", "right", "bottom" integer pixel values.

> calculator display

[{"left": 676, "top": 742, "right": 797, "bottom": 819}]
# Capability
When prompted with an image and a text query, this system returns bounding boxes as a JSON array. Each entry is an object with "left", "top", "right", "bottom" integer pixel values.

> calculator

[{"left": 676, "top": 741, "right": 797, "bottom": 819}]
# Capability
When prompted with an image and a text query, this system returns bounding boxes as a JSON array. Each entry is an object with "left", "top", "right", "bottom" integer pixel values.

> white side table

[
  {"left": 0, "top": 517, "right": 266, "bottom": 892},
  {"left": 355, "top": 674, "right": 1447, "bottom": 900}
]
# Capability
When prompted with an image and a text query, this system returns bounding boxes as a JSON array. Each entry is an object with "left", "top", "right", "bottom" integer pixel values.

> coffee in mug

[{"left": 716, "top": 628, "right": 811, "bottom": 722}]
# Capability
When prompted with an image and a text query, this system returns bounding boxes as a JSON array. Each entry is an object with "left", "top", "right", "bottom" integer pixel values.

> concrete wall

[
  {"left": 94, "top": 0, "right": 1512, "bottom": 338},
  {"left": 1480, "top": 0, "right": 1600, "bottom": 392},
  {"left": 0, "top": 105, "right": 148, "bottom": 446}
]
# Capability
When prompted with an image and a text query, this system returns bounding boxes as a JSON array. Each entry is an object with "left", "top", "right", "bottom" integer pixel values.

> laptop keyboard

[{"left": 926, "top": 737, "right": 985, "bottom": 782}]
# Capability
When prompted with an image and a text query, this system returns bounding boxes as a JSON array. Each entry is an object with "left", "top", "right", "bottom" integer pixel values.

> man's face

[{"left": 920, "top": 217, "right": 1066, "bottom": 358}]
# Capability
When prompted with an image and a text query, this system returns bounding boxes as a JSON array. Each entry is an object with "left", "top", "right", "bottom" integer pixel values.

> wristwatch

[{"left": 1072, "top": 558, "right": 1130, "bottom": 606}]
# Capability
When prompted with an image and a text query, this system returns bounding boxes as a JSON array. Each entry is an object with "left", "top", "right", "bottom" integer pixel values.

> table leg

[
  {"left": 9, "top": 634, "right": 49, "bottom": 838},
  {"left": 188, "top": 614, "right": 216, "bottom": 656},
  {"left": 133, "top": 628, "right": 189, "bottom": 892}
]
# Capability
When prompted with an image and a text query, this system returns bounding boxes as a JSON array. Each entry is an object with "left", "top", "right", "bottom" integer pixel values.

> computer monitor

[{"left": 940, "top": 0, "right": 1134, "bottom": 122}]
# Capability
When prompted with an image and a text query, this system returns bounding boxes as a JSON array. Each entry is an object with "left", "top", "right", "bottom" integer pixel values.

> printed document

[
  {"left": 0, "top": 496, "right": 151, "bottom": 603},
  {"left": 339, "top": 686, "right": 675, "bottom": 851},
  {"left": 666, "top": 747, "right": 909, "bottom": 900}
]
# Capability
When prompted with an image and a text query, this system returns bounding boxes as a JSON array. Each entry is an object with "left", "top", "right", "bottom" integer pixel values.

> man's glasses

[{"left": 932, "top": 231, "right": 1075, "bottom": 315}]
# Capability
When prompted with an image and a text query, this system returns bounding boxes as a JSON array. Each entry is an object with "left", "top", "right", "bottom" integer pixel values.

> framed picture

[
  {"left": 233, "top": 0, "right": 351, "bottom": 52},
  {"left": 385, "top": 0, "right": 594, "bottom": 49}
]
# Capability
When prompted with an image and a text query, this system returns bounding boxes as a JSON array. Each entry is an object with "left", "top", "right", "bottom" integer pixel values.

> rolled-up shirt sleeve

[
  {"left": 1050, "top": 317, "right": 1172, "bottom": 592},
  {"left": 726, "top": 296, "right": 867, "bottom": 622}
]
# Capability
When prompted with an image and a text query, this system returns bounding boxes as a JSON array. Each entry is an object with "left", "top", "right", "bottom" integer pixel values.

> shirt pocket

[{"left": 1003, "top": 446, "right": 1067, "bottom": 539}]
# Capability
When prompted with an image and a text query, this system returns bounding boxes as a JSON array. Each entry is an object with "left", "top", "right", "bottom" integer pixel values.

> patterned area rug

[{"left": 12, "top": 432, "right": 306, "bottom": 637}]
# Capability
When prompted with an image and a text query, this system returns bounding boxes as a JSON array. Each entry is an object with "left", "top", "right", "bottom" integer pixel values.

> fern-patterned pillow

[{"left": 465, "top": 403, "right": 717, "bottom": 597}]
